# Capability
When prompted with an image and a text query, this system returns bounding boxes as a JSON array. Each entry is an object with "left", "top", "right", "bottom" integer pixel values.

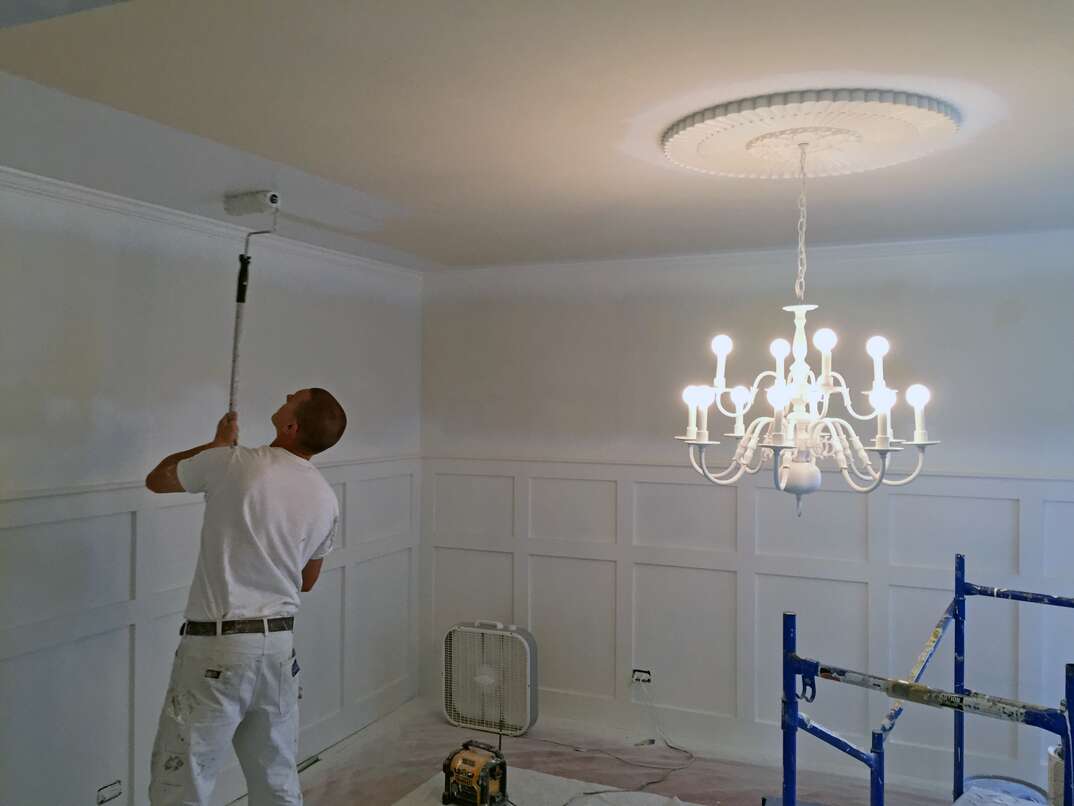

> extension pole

[{"left": 227, "top": 219, "right": 277, "bottom": 415}]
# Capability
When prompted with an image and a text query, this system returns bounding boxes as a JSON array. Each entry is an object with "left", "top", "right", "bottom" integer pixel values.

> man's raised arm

[{"left": 145, "top": 413, "right": 238, "bottom": 493}]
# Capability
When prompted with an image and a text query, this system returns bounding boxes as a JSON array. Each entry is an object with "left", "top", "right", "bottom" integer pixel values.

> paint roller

[{"left": 223, "top": 190, "right": 280, "bottom": 414}]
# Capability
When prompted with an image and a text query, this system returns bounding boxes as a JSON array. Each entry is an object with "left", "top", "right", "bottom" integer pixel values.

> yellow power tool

[{"left": 441, "top": 740, "right": 508, "bottom": 805}]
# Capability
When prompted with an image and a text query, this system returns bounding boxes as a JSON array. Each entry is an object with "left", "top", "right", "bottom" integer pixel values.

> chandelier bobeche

[{"left": 665, "top": 90, "right": 952, "bottom": 513}]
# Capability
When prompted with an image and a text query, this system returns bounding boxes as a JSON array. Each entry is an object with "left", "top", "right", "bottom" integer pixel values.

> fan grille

[{"left": 444, "top": 627, "right": 530, "bottom": 734}]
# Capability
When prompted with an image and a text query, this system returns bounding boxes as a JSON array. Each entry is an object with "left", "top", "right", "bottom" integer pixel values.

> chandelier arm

[
  {"left": 771, "top": 447, "right": 790, "bottom": 491},
  {"left": 695, "top": 445, "right": 746, "bottom": 485},
  {"left": 840, "top": 453, "right": 890, "bottom": 493},
  {"left": 880, "top": 446, "right": 926, "bottom": 487},
  {"left": 830, "top": 373, "right": 878, "bottom": 421},
  {"left": 743, "top": 447, "right": 771, "bottom": 474},
  {"left": 687, "top": 443, "right": 706, "bottom": 476},
  {"left": 704, "top": 435, "right": 755, "bottom": 479},
  {"left": 688, "top": 444, "right": 741, "bottom": 484},
  {"left": 751, "top": 370, "right": 779, "bottom": 395},
  {"left": 818, "top": 419, "right": 868, "bottom": 480},
  {"left": 702, "top": 451, "right": 748, "bottom": 484},
  {"left": 827, "top": 418, "right": 879, "bottom": 480},
  {"left": 713, "top": 388, "right": 738, "bottom": 418}
]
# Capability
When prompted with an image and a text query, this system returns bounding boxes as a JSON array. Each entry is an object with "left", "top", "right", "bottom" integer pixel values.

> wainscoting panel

[
  {"left": 0, "top": 511, "right": 133, "bottom": 629},
  {"left": 634, "top": 481, "right": 736, "bottom": 552},
  {"left": 529, "top": 554, "right": 617, "bottom": 698},
  {"left": 433, "top": 473, "right": 514, "bottom": 540},
  {"left": 423, "top": 458, "right": 1074, "bottom": 791},
  {"left": 633, "top": 564, "right": 736, "bottom": 716},
  {"left": 432, "top": 547, "right": 514, "bottom": 641},
  {"left": 0, "top": 626, "right": 131, "bottom": 806},
  {"left": 0, "top": 456, "right": 420, "bottom": 806}
]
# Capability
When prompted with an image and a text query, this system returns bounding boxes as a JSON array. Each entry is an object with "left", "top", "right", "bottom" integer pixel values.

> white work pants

[{"left": 149, "top": 630, "right": 302, "bottom": 806}]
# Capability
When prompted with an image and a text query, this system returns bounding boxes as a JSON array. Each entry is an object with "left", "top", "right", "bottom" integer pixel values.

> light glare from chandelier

[{"left": 674, "top": 141, "right": 939, "bottom": 512}]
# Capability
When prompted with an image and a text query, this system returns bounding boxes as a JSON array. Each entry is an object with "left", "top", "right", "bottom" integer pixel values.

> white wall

[
  {"left": 423, "top": 231, "right": 1074, "bottom": 478},
  {"left": 421, "top": 231, "right": 1074, "bottom": 791},
  {"left": 0, "top": 168, "right": 422, "bottom": 806}
]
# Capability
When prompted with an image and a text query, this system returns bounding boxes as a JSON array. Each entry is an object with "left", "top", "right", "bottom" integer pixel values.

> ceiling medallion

[
  {"left": 663, "top": 88, "right": 960, "bottom": 178},
  {"left": 667, "top": 89, "right": 956, "bottom": 514}
]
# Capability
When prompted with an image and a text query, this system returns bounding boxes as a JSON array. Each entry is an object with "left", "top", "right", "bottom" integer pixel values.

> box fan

[{"left": 443, "top": 620, "right": 538, "bottom": 736}]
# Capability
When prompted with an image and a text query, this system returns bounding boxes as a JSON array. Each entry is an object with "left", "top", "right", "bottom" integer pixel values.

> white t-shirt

[{"left": 177, "top": 445, "right": 338, "bottom": 620}]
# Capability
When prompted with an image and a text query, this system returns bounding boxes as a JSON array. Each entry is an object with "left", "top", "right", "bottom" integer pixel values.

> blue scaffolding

[{"left": 776, "top": 554, "right": 1074, "bottom": 806}]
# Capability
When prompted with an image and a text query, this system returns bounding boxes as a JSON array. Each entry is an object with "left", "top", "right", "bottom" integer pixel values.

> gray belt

[{"left": 181, "top": 617, "right": 294, "bottom": 636}]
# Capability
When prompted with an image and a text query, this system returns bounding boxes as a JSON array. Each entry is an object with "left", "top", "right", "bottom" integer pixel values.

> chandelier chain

[{"left": 795, "top": 143, "right": 808, "bottom": 301}]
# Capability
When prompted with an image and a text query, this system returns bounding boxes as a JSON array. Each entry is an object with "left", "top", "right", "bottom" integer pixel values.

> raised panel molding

[
  {"left": 0, "top": 626, "right": 131, "bottom": 805},
  {"left": 0, "top": 456, "right": 420, "bottom": 806},
  {"left": 1043, "top": 500, "right": 1074, "bottom": 572},
  {"left": 633, "top": 564, "right": 736, "bottom": 716},
  {"left": 0, "top": 511, "right": 133, "bottom": 629},
  {"left": 634, "top": 481, "right": 736, "bottom": 551},
  {"left": 890, "top": 493, "right": 1020, "bottom": 574},
  {"left": 434, "top": 473, "right": 514, "bottom": 540},
  {"left": 433, "top": 548, "right": 514, "bottom": 641},
  {"left": 529, "top": 555, "right": 616, "bottom": 698},
  {"left": 425, "top": 458, "right": 1074, "bottom": 790},
  {"left": 756, "top": 488, "right": 867, "bottom": 562},
  {"left": 530, "top": 477, "right": 616, "bottom": 543},
  {"left": 349, "top": 474, "right": 412, "bottom": 544}
]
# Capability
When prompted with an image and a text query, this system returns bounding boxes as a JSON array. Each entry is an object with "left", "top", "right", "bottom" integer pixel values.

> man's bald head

[{"left": 294, "top": 388, "right": 347, "bottom": 455}]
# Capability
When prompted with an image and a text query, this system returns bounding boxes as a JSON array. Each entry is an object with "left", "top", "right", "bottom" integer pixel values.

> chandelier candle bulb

[
  {"left": 770, "top": 338, "right": 791, "bottom": 380},
  {"left": 906, "top": 384, "right": 931, "bottom": 442},
  {"left": 866, "top": 336, "right": 890, "bottom": 389},
  {"left": 767, "top": 384, "right": 789, "bottom": 440},
  {"left": 711, "top": 335, "right": 733, "bottom": 389},
  {"left": 813, "top": 328, "right": 838, "bottom": 386}
]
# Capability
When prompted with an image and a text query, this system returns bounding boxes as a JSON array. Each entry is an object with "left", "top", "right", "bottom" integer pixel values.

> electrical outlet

[
  {"left": 97, "top": 780, "right": 122, "bottom": 805},
  {"left": 631, "top": 668, "right": 652, "bottom": 683}
]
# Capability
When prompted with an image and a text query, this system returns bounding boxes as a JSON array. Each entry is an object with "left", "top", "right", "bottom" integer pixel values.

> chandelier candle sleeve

[
  {"left": 697, "top": 386, "right": 717, "bottom": 441},
  {"left": 869, "top": 386, "right": 897, "bottom": 449},
  {"left": 767, "top": 384, "right": 788, "bottom": 441},
  {"left": 771, "top": 338, "right": 791, "bottom": 380},
  {"left": 682, "top": 386, "right": 699, "bottom": 440},
  {"left": 731, "top": 385, "right": 750, "bottom": 437}
]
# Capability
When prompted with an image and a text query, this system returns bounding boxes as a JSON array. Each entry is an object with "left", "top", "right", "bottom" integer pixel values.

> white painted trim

[
  {"left": 421, "top": 455, "right": 1074, "bottom": 484},
  {"left": 0, "top": 164, "right": 423, "bottom": 280},
  {"left": 0, "top": 456, "right": 422, "bottom": 806},
  {"left": 422, "top": 456, "right": 1074, "bottom": 791},
  {"left": 442, "top": 228, "right": 1074, "bottom": 274},
  {"left": 0, "top": 454, "right": 422, "bottom": 502}
]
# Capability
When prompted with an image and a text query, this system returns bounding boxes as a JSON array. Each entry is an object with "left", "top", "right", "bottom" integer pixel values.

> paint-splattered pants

[{"left": 149, "top": 630, "right": 302, "bottom": 805}]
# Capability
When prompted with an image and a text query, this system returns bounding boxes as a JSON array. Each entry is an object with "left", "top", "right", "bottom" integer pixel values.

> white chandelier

[{"left": 665, "top": 91, "right": 956, "bottom": 513}]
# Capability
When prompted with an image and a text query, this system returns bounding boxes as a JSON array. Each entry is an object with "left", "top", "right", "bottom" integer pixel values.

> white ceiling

[{"left": 0, "top": 0, "right": 1072, "bottom": 268}]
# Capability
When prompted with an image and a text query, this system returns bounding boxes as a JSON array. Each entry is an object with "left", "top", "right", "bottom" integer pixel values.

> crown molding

[
  {"left": 0, "top": 164, "right": 424, "bottom": 281},
  {"left": 446, "top": 228, "right": 1074, "bottom": 276}
]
